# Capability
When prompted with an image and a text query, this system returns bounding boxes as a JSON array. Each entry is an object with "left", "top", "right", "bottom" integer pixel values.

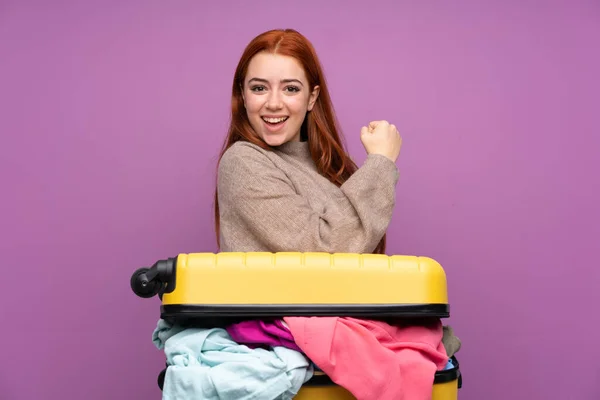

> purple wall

[{"left": 1, "top": 1, "right": 598, "bottom": 399}]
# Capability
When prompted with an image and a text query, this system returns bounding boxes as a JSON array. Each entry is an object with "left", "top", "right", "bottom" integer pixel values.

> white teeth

[{"left": 262, "top": 116, "right": 288, "bottom": 123}]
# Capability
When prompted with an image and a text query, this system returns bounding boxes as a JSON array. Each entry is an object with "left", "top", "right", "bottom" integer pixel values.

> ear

[{"left": 307, "top": 85, "right": 320, "bottom": 111}]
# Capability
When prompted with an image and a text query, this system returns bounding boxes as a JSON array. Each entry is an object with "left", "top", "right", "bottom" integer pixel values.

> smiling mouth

[{"left": 262, "top": 116, "right": 289, "bottom": 125}]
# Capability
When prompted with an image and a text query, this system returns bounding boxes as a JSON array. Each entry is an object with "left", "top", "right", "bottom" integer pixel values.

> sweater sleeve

[{"left": 217, "top": 143, "right": 399, "bottom": 254}]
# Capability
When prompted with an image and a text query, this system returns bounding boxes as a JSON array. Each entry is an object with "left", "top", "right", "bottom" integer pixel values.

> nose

[{"left": 265, "top": 90, "right": 283, "bottom": 110}]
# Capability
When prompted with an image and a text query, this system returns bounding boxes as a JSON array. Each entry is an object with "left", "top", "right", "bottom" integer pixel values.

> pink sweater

[{"left": 283, "top": 317, "right": 449, "bottom": 400}]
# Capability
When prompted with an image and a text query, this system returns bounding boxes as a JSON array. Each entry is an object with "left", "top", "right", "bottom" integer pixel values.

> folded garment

[
  {"left": 226, "top": 319, "right": 302, "bottom": 352},
  {"left": 442, "top": 325, "right": 461, "bottom": 357},
  {"left": 284, "top": 317, "right": 448, "bottom": 400},
  {"left": 152, "top": 319, "right": 313, "bottom": 400}
]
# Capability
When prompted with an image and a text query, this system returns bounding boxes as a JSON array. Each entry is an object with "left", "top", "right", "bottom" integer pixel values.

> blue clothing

[
  {"left": 444, "top": 358, "right": 454, "bottom": 370},
  {"left": 152, "top": 319, "right": 313, "bottom": 400},
  {"left": 152, "top": 319, "right": 186, "bottom": 349}
]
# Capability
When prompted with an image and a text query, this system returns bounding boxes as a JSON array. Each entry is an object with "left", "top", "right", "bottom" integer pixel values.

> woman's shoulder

[
  {"left": 218, "top": 141, "right": 277, "bottom": 173},
  {"left": 222, "top": 140, "right": 267, "bottom": 159},
  {"left": 217, "top": 141, "right": 289, "bottom": 195}
]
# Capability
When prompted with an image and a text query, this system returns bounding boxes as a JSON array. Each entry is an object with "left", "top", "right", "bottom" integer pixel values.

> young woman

[
  {"left": 214, "top": 28, "right": 402, "bottom": 254},
  {"left": 210, "top": 29, "right": 461, "bottom": 399}
]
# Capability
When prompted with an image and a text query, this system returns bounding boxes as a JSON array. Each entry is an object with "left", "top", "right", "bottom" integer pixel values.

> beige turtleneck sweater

[{"left": 217, "top": 140, "right": 399, "bottom": 254}]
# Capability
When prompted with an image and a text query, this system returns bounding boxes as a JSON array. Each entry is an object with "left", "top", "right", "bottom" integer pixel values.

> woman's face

[{"left": 242, "top": 52, "right": 319, "bottom": 146}]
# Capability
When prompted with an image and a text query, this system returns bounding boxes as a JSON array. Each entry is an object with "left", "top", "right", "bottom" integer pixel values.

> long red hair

[{"left": 214, "top": 29, "right": 386, "bottom": 254}]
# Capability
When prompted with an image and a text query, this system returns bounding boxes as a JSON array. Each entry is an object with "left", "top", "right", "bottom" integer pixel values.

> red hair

[{"left": 214, "top": 29, "right": 386, "bottom": 254}]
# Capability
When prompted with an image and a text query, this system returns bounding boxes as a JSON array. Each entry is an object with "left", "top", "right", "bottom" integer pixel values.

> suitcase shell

[{"left": 131, "top": 252, "right": 450, "bottom": 321}]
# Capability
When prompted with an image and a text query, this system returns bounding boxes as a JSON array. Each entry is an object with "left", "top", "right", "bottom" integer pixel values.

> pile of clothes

[{"left": 152, "top": 316, "right": 461, "bottom": 400}]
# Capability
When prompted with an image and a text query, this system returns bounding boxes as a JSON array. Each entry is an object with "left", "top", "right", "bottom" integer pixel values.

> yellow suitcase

[{"left": 131, "top": 252, "right": 462, "bottom": 399}]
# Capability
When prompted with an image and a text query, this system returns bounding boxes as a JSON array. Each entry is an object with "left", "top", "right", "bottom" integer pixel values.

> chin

[{"left": 262, "top": 134, "right": 288, "bottom": 147}]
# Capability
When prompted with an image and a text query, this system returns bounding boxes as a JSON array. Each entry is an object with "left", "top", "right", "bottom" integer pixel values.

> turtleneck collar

[{"left": 272, "top": 140, "right": 312, "bottom": 160}]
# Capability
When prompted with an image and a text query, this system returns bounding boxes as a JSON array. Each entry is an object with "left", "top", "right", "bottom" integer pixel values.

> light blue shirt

[{"left": 152, "top": 319, "right": 313, "bottom": 400}]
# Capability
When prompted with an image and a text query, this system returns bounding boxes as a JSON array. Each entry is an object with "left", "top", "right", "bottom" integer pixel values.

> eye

[
  {"left": 250, "top": 85, "right": 266, "bottom": 92},
  {"left": 285, "top": 86, "right": 301, "bottom": 93}
]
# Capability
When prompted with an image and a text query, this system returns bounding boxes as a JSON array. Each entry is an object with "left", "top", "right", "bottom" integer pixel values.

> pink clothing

[
  {"left": 283, "top": 317, "right": 449, "bottom": 400},
  {"left": 225, "top": 319, "right": 302, "bottom": 352}
]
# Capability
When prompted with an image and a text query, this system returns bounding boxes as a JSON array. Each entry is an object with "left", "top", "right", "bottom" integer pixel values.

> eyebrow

[{"left": 247, "top": 77, "right": 304, "bottom": 87}]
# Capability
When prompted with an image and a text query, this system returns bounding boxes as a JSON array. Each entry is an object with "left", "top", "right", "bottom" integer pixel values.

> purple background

[{"left": 1, "top": 1, "right": 599, "bottom": 399}]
